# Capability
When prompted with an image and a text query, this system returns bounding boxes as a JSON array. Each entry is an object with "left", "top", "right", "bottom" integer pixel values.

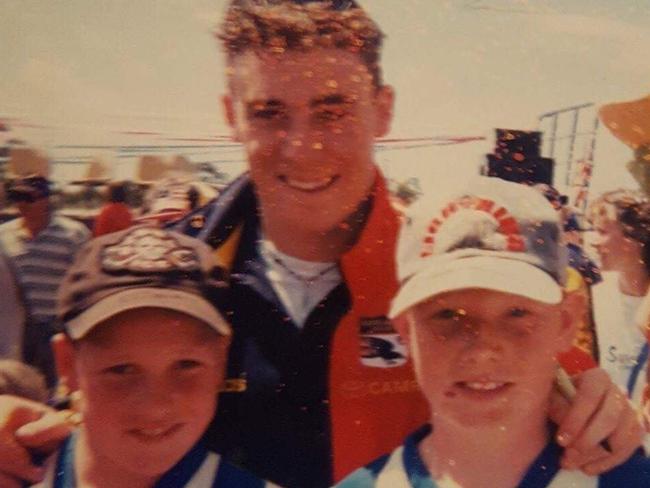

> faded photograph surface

[{"left": 1, "top": 1, "right": 650, "bottom": 487}]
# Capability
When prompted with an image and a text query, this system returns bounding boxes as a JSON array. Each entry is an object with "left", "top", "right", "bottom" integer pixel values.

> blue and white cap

[{"left": 390, "top": 177, "right": 567, "bottom": 318}]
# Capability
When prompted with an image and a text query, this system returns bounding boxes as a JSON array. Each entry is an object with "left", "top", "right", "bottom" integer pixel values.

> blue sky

[{"left": 1, "top": 0, "right": 648, "bottom": 195}]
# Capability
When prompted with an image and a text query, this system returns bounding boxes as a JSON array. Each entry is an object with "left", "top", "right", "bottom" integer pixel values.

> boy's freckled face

[
  {"left": 73, "top": 308, "right": 228, "bottom": 478},
  {"left": 405, "top": 289, "right": 570, "bottom": 428},
  {"left": 225, "top": 48, "right": 393, "bottom": 232}
]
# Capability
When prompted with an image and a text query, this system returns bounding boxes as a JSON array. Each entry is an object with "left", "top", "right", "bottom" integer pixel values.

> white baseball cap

[{"left": 390, "top": 177, "right": 567, "bottom": 318}]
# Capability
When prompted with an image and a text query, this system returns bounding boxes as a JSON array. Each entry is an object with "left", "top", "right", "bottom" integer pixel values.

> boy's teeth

[
  {"left": 464, "top": 382, "right": 504, "bottom": 391},
  {"left": 285, "top": 176, "right": 333, "bottom": 190}
]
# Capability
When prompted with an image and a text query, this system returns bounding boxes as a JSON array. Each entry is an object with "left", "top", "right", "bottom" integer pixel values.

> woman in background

[{"left": 589, "top": 189, "right": 650, "bottom": 405}]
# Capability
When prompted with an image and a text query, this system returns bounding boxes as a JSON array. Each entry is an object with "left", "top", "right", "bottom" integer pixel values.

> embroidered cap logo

[
  {"left": 102, "top": 227, "right": 201, "bottom": 273},
  {"left": 420, "top": 196, "right": 526, "bottom": 259}
]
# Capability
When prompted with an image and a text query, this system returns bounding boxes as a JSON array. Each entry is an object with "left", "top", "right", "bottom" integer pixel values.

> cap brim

[
  {"left": 389, "top": 256, "right": 563, "bottom": 319},
  {"left": 65, "top": 288, "right": 231, "bottom": 340},
  {"left": 149, "top": 197, "right": 189, "bottom": 214}
]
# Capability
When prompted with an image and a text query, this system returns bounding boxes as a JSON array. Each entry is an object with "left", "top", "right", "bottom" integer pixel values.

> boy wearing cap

[
  {"left": 33, "top": 226, "right": 276, "bottom": 487},
  {"left": 337, "top": 178, "right": 650, "bottom": 487}
]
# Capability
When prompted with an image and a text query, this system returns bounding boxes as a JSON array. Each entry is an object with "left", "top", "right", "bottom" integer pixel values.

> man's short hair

[{"left": 217, "top": 0, "right": 385, "bottom": 87}]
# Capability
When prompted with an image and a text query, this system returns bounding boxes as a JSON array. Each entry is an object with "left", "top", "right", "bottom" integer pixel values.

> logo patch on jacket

[{"left": 359, "top": 316, "right": 407, "bottom": 368}]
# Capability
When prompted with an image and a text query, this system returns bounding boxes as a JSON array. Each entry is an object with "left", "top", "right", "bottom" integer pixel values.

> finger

[
  {"left": 0, "top": 471, "right": 24, "bottom": 488},
  {"left": 560, "top": 444, "right": 610, "bottom": 471},
  {"left": 15, "top": 410, "right": 75, "bottom": 451},
  {"left": 554, "top": 369, "right": 610, "bottom": 446},
  {"left": 0, "top": 396, "right": 52, "bottom": 482},
  {"left": 548, "top": 385, "right": 571, "bottom": 426},
  {"left": 642, "top": 403, "right": 650, "bottom": 432},
  {"left": 0, "top": 434, "right": 46, "bottom": 483},
  {"left": 567, "top": 383, "right": 626, "bottom": 454},
  {"left": 578, "top": 403, "right": 644, "bottom": 475}
]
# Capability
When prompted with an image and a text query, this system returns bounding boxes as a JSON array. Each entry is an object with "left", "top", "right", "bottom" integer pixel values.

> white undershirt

[{"left": 259, "top": 238, "right": 342, "bottom": 328}]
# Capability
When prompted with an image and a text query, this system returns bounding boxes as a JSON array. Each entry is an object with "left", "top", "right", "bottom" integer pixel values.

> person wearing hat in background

[
  {"left": 0, "top": 174, "right": 90, "bottom": 387},
  {"left": 92, "top": 180, "right": 133, "bottom": 237},
  {"left": 32, "top": 226, "right": 277, "bottom": 487},
  {"left": 337, "top": 177, "right": 650, "bottom": 488},
  {"left": 0, "top": 1, "right": 644, "bottom": 487}
]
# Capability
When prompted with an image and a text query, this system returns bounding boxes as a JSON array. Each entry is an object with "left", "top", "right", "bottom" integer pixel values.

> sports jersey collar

[
  {"left": 52, "top": 432, "right": 76, "bottom": 488},
  {"left": 154, "top": 440, "right": 210, "bottom": 488},
  {"left": 402, "top": 424, "right": 563, "bottom": 488},
  {"left": 52, "top": 432, "right": 210, "bottom": 488},
  {"left": 401, "top": 425, "right": 438, "bottom": 488}
]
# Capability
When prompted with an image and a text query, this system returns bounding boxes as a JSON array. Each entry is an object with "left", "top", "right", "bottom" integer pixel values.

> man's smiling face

[{"left": 224, "top": 48, "right": 393, "bottom": 233}]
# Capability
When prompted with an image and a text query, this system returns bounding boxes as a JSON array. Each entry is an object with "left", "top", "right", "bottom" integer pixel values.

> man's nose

[{"left": 282, "top": 119, "right": 324, "bottom": 160}]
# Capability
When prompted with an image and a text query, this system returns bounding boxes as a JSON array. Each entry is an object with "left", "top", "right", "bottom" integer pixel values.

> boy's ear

[
  {"left": 222, "top": 94, "right": 241, "bottom": 142},
  {"left": 558, "top": 289, "right": 586, "bottom": 352},
  {"left": 392, "top": 313, "right": 410, "bottom": 347},
  {"left": 51, "top": 333, "right": 79, "bottom": 391},
  {"left": 374, "top": 85, "right": 394, "bottom": 138}
]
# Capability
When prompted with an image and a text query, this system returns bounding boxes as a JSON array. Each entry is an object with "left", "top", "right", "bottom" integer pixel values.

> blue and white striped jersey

[
  {"left": 32, "top": 433, "right": 280, "bottom": 488},
  {"left": 335, "top": 425, "right": 650, "bottom": 488}
]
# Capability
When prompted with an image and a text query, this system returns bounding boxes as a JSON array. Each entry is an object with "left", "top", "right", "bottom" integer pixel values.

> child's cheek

[{"left": 174, "top": 371, "right": 219, "bottom": 397}]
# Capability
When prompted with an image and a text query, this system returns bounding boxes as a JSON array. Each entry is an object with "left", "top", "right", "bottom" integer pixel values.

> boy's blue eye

[
  {"left": 433, "top": 308, "right": 466, "bottom": 320},
  {"left": 508, "top": 307, "right": 530, "bottom": 318},
  {"left": 103, "top": 364, "right": 137, "bottom": 376},
  {"left": 175, "top": 359, "right": 203, "bottom": 371}
]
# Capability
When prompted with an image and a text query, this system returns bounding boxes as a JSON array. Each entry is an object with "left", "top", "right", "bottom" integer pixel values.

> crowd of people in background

[{"left": 1, "top": 0, "right": 650, "bottom": 487}]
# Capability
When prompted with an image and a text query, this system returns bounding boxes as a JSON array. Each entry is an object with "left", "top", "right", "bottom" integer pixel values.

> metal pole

[
  {"left": 549, "top": 114, "right": 558, "bottom": 159},
  {"left": 566, "top": 108, "right": 581, "bottom": 186}
]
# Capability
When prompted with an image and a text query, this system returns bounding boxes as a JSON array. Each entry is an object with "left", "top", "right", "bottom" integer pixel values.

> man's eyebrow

[
  {"left": 311, "top": 94, "right": 351, "bottom": 107},
  {"left": 247, "top": 99, "right": 285, "bottom": 108}
]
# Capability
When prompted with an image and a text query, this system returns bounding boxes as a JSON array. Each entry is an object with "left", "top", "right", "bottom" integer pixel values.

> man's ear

[
  {"left": 374, "top": 85, "right": 394, "bottom": 138},
  {"left": 558, "top": 289, "right": 586, "bottom": 352},
  {"left": 222, "top": 94, "right": 241, "bottom": 142},
  {"left": 51, "top": 333, "right": 78, "bottom": 391}
]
